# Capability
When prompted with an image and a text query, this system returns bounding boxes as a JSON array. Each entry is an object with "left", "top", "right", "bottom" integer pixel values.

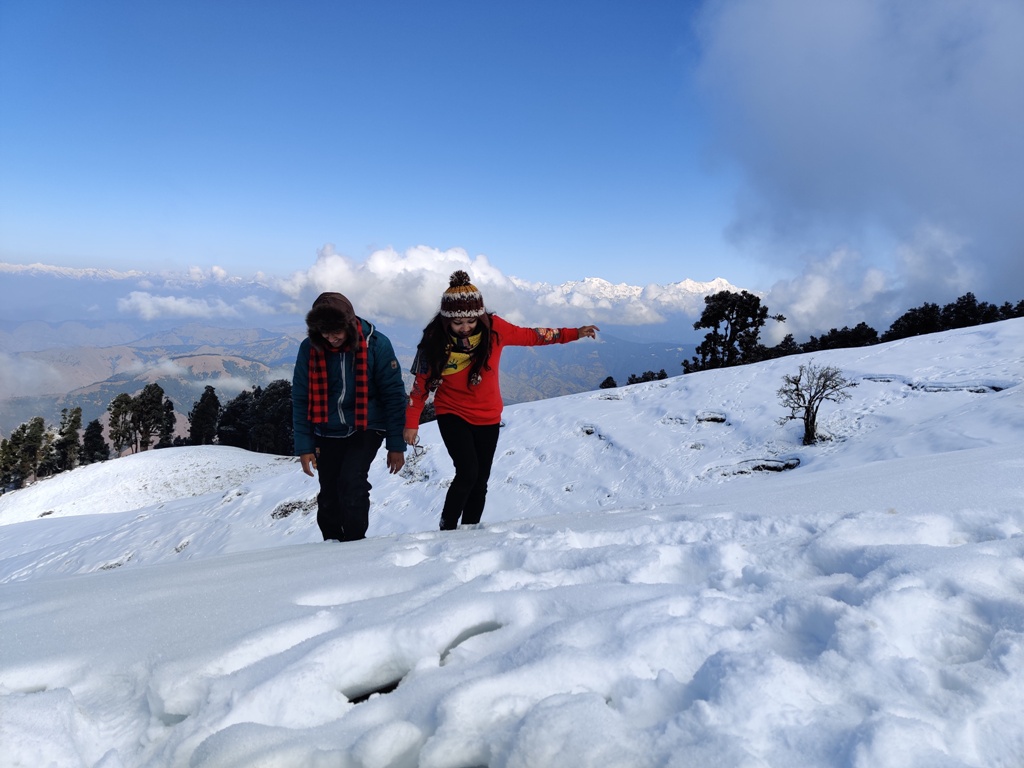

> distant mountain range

[
  {"left": 0, "top": 261, "right": 736, "bottom": 342},
  {"left": 0, "top": 262, "right": 745, "bottom": 436},
  {"left": 0, "top": 322, "right": 692, "bottom": 437},
  {"left": 0, "top": 261, "right": 735, "bottom": 435}
]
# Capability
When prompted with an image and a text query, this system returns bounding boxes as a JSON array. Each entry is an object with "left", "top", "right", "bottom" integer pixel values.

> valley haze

[{"left": 1, "top": 253, "right": 727, "bottom": 436}]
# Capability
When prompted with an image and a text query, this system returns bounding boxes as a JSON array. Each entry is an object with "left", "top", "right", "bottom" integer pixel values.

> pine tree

[
  {"left": 764, "top": 333, "right": 802, "bottom": 360},
  {"left": 189, "top": 386, "right": 221, "bottom": 445},
  {"left": 683, "top": 290, "right": 785, "bottom": 373},
  {"left": 81, "top": 419, "right": 111, "bottom": 465},
  {"left": 802, "top": 322, "right": 879, "bottom": 352},
  {"left": 0, "top": 433, "right": 20, "bottom": 489},
  {"left": 2, "top": 417, "right": 51, "bottom": 486},
  {"left": 627, "top": 370, "right": 668, "bottom": 384},
  {"left": 881, "top": 302, "right": 942, "bottom": 342},
  {"left": 26, "top": 417, "right": 50, "bottom": 481},
  {"left": 108, "top": 393, "right": 136, "bottom": 456},
  {"left": 134, "top": 383, "right": 166, "bottom": 451},
  {"left": 35, "top": 424, "right": 60, "bottom": 478},
  {"left": 156, "top": 398, "right": 177, "bottom": 449},
  {"left": 55, "top": 406, "right": 83, "bottom": 472},
  {"left": 940, "top": 292, "right": 1001, "bottom": 330},
  {"left": 217, "top": 389, "right": 256, "bottom": 449},
  {"left": 251, "top": 379, "right": 293, "bottom": 455}
]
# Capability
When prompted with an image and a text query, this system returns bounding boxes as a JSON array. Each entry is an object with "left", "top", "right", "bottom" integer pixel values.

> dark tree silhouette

[
  {"left": 940, "top": 292, "right": 1001, "bottom": 329},
  {"left": 81, "top": 419, "right": 111, "bottom": 465},
  {"left": 134, "top": 383, "right": 167, "bottom": 451},
  {"left": 55, "top": 406, "right": 83, "bottom": 472},
  {"left": 803, "top": 322, "right": 878, "bottom": 352},
  {"left": 251, "top": 380, "right": 293, "bottom": 455},
  {"left": 217, "top": 389, "right": 256, "bottom": 449},
  {"left": 156, "top": 398, "right": 177, "bottom": 449},
  {"left": 189, "top": 386, "right": 221, "bottom": 446},
  {"left": 627, "top": 370, "right": 668, "bottom": 384},
  {"left": 0, "top": 416, "right": 49, "bottom": 487},
  {"left": 107, "top": 393, "right": 136, "bottom": 456},
  {"left": 684, "top": 290, "right": 785, "bottom": 373}
]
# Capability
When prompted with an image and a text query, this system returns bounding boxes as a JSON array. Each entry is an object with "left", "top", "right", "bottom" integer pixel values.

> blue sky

[
  {"left": 2, "top": 0, "right": 1023, "bottom": 334},
  {"left": 1, "top": 1, "right": 740, "bottom": 286}
]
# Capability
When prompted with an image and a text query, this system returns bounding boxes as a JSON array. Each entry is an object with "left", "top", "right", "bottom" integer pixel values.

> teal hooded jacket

[{"left": 292, "top": 316, "right": 407, "bottom": 456}]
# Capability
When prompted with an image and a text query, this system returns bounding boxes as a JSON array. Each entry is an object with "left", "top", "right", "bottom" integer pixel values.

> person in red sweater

[{"left": 404, "top": 270, "right": 599, "bottom": 530}]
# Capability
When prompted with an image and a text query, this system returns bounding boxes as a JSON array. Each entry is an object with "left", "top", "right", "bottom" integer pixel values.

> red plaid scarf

[{"left": 307, "top": 324, "right": 369, "bottom": 430}]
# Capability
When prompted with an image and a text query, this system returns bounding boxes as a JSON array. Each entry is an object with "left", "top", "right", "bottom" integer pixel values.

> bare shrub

[{"left": 777, "top": 362, "right": 856, "bottom": 445}]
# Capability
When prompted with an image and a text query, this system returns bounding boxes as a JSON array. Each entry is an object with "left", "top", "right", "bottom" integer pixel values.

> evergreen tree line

[
  {"left": 1, "top": 380, "right": 294, "bottom": 492},
  {"left": 599, "top": 370, "right": 670, "bottom": 388},
  {"left": 601, "top": 291, "right": 1023, "bottom": 386},
  {"left": 679, "top": 290, "right": 1024, "bottom": 376}
]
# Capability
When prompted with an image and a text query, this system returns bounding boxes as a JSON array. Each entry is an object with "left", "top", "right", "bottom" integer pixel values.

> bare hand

[
  {"left": 403, "top": 428, "right": 419, "bottom": 445},
  {"left": 299, "top": 452, "right": 317, "bottom": 477},
  {"left": 578, "top": 325, "right": 600, "bottom": 339},
  {"left": 386, "top": 450, "right": 405, "bottom": 474}
]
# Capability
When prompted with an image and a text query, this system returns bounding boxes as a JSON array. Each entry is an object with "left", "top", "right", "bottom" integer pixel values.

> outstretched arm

[{"left": 494, "top": 315, "right": 600, "bottom": 347}]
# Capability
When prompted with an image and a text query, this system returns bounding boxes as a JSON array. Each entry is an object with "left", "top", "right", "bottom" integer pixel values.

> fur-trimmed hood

[{"left": 305, "top": 292, "right": 358, "bottom": 349}]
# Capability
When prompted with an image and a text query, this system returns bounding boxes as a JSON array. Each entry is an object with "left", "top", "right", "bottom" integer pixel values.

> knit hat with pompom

[{"left": 439, "top": 270, "right": 486, "bottom": 318}]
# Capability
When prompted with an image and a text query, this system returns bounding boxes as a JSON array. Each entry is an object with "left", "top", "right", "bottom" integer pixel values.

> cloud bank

[
  {"left": 695, "top": 0, "right": 1024, "bottom": 330},
  {"left": 0, "top": 351, "right": 72, "bottom": 399},
  {"left": 116, "top": 292, "right": 242, "bottom": 321},
  {"left": 0, "top": 253, "right": 734, "bottom": 343},
  {"left": 273, "top": 245, "right": 734, "bottom": 330}
]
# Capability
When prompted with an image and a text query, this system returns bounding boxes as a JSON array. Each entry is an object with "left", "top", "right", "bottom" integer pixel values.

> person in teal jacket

[{"left": 292, "top": 292, "right": 407, "bottom": 541}]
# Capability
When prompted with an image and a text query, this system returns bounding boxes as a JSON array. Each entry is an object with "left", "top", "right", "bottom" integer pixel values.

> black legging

[
  {"left": 436, "top": 414, "right": 501, "bottom": 529},
  {"left": 314, "top": 430, "right": 385, "bottom": 541}
]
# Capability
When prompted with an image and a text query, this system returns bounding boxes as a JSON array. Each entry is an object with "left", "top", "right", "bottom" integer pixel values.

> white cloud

[
  {"left": 187, "top": 376, "right": 259, "bottom": 398},
  {"left": 892, "top": 224, "right": 975, "bottom": 299},
  {"left": 765, "top": 249, "right": 892, "bottom": 344},
  {"left": 117, "top": 292, "right": 241, "bottom": 321},
  {"left": 122, "top": 358, "right": 191, "bottom": 378},
  {"left": 5, "top": 244, "right": 963, "bottom": 348},
  {"left": 0, "top": 261, "right": 144, "bottom": 280},
  {"left": 266, "top": 246, "right": 737, "bottom": 331},
  {"left": 763, "top": 226, "right": 983, "bottom": 344},
  {"left": 0, "top": 352, "right": 70, "bottom": 400},
  {"left": 237, "top": 295, "right": 281, "bottom": 315},
  {"left": 695, "top": 0, "right": 1024, "bottom": 306}
]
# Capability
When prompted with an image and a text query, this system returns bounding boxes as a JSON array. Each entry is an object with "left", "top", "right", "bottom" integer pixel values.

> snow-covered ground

[{"left": 1, "top": 319, "right": 1022, "bottom": 768}]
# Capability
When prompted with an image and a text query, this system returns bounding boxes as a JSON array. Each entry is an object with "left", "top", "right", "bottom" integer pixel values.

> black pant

[
  {"left": 314, "top": 430, "right": 385, "bottom": 541},
  {"left": 437, "top": 414, "right": 501, "bottom": 530}
]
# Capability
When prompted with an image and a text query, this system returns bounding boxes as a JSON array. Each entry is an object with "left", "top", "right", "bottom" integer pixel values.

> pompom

[
  {"left": 449, "top": 270, "right": 472, "bottom": 288},
  {"left": 440, "top": 271, "right": 485, "bottom": 318}
]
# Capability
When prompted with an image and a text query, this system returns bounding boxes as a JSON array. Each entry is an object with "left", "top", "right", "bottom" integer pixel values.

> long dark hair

[{"left": 415, "top": 312, "right": 497, "bottom": 384}]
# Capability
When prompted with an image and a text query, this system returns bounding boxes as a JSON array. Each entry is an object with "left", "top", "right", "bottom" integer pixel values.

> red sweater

[{"left": 405, "top": 315, "right": 581, "bottom": 428}]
